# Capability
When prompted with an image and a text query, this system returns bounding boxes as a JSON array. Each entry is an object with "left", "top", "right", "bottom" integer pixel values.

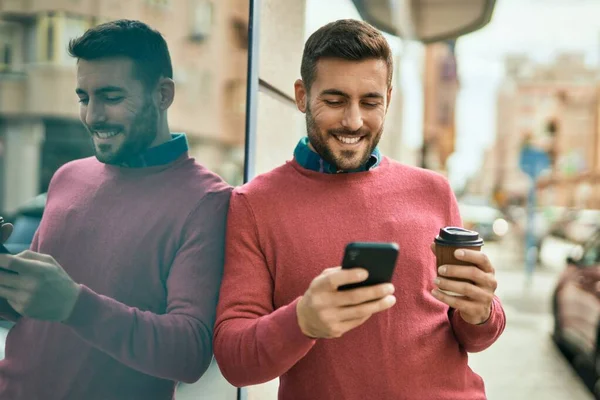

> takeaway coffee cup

[{"left": 434, "top": 227, "right": 484, "bottom": 297}]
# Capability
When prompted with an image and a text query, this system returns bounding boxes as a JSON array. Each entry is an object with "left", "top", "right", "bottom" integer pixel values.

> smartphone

[{"left": 338, "top": 242, "right": 399, "bottom": 291}]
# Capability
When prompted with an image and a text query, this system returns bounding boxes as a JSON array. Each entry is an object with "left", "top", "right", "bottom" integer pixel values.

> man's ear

[
  {"left": 294, "top": 79, "right": 308, "bottom": 113},
  {"left": 157, "top": 78, "right": 175, "bottom": 110},
  {"left": 385, "top": 86, "right": 393, "bottom": 113}
]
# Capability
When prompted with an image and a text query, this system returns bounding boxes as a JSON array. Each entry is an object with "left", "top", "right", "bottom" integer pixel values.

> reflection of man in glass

[
  {"left": 0, "top": 20, "right": 231, "bottom": 399},
  {"left": 215, "top": 19, "right": 505, "bottom": 399}
]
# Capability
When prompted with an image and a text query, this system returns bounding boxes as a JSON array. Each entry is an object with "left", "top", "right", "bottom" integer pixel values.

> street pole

[
  {"left": 525, "top": 179, "right": 537, "bottom": 285},
  {"left": 519, "top": 145, "right": 550, "bottom": 286}
]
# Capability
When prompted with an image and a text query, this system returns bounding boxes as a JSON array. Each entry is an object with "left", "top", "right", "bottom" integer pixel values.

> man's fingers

[
  {"left": 431, "top": 289, "right": 491, "bottom": 323},
  {"left": 0, "top": 223, "right": 12, "bottom": 244},
  {"left": 335, "top": 283, "right": 395, "bottom": 307},
  {"left": 0, "top": 269, "right": 27, "bottom": 289},
  {"left": 437, "top": 265, "right": 495, "bottom": 288},
  {"left": 431, "top": 289, "right": 475, "bottom": 310},
  {"left": 321, "top": 266, "right": 342, "bottom": 276},
  {"left": 0, "top": 254, "right": 43, "bottom": 274},
  {"left": 338, "top": 295, "right": 396, "bottom": 321},
  {"left": 434, "top": 278, "right": 493, "bottom": 303},
  {"left": 315, "top": 268, "right": 368, "bottom": 291},
  {"left": 0, "top": 283, "right": 20, "bottom": 303},
  {"left": 16, "top": 250, "right": 53, "bottom": 263},
  {"left": 453, "top": 249, "right": 494, "bottom": 273}
]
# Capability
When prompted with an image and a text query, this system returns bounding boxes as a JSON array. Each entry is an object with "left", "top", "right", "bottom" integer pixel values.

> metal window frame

[
  {"left": 242, "top": 0, "right": 260, "bottom": 185},
  {"left": 238, "top": 0, "right": 260, "bottom": 398}
]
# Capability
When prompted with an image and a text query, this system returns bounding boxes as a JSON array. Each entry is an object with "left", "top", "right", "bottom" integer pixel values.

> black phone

[{"left": 338, "top": 242, "right": 399, "bottom": 291}]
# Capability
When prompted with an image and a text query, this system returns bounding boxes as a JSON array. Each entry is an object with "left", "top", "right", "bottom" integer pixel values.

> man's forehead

[
  {"left": 76, "top": 57, "right": 136, "bottom": 88},
  {"left": 312, "top": 58, "right": 388, "bottom": 92}
]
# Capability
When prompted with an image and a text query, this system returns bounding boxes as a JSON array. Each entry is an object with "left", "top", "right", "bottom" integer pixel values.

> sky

[{"left": 306, "top": 0, "right": 600, "bottom": 189}]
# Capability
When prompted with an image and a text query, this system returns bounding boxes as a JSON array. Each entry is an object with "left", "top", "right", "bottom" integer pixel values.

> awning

[{"left": 351, "top": 0, "right": 496, "bottom": 43}]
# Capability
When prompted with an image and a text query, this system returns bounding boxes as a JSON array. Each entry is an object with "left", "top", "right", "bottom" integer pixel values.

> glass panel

[{"left": 0, "top": 1, "right": 250, "bottom": 398}]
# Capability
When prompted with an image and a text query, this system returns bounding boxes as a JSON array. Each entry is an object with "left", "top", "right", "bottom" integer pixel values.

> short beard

[
  {"left": 305, "top": 103, "right": 382, "bottom": 171},
  {"left": 90, "top": 98, "right": 159, "bottom": 165}
]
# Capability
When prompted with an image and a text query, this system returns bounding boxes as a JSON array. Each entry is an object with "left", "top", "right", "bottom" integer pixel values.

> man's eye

[
  {"left": 363, "top": 103, "right": 379, "bottom": 108},
  {"left": 324, "top": 100, "right": 342, "bottom": 106},
  {"left": 78, "top": 98, "right": 89, "bottom": 105},
  {"left": 105, "top": 97, "right": 124, "bottom": 103}
]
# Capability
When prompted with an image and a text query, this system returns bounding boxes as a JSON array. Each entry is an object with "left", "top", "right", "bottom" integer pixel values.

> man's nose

[
  {"left": 341, "top": 103, "right": 364, "bottom": 132},
  {"left": 85, "top": 100, "right": 107, "bottom": 127}
]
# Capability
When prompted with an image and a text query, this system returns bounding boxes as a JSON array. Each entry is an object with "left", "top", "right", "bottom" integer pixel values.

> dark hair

[
  {"left": 68, "top": 19, "right": 173, "bottom": 90},
  {"left": 301, "top": 19, "right": 393, "bottom": 92}
]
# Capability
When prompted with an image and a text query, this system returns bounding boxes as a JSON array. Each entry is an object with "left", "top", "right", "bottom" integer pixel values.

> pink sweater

[
  {"left": 214, "top": 157, "right": 505, "bottom": 400},
  {"left": 0, "top": 155, "right": 231, "bottom": 399}
]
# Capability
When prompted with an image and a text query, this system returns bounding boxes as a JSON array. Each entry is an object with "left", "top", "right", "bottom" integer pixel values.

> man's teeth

[
  {"left": 95, "top": 131, "right": 120, "bottom": 139},
  {"left": 335, "top": 135, "right": 361, "bottom": 144}
]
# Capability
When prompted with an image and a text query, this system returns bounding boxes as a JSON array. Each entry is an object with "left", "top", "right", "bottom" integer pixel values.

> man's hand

[
  {"left": 0, "top": 251, "right": 81, "bottom": 322},
  {"left": 297, "top": 267, "right": 396, "bottom": 339},
  {"left": 430, "top": 244, "right": 497, "bottom": 325}
]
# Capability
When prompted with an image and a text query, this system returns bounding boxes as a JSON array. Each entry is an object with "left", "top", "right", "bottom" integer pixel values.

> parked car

[
  {"left": 552, "top": 230, "right": 600, "bottom": 396},
  {"left": 457, "top": 198, "right": 509, "bottom": 241},
  {"left": 538, "top": 208, "right": 600, "bottom": 271},
  {"left": 4, "top": 193, "right": 46, "bottom": 254}
]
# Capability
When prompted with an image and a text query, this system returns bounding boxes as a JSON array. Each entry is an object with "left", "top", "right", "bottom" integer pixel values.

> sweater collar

[
  {"left": 293, "top": 137, "right": 381, "bottom": 174},
  {"left": 119, "top": 133, "right": 189, "bottom": 168}
]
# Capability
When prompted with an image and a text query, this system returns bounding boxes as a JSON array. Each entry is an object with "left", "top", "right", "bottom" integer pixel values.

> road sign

[{"left": 519, "top": 146, "right": 551, "bottom": 180}]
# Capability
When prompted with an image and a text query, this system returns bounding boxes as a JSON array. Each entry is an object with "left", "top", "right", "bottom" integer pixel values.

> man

[
  {"left": 0, "top": 20, "right": 231, "bottom": 399},
  {"left": 214, "top": 19, "right": 505, "bottom": 400}
]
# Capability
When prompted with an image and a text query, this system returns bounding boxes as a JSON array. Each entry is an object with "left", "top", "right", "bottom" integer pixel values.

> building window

[
  {"left": 231, "top": 18, "right": 248, "bottom": 50},
  {"left": 36, "top": 13, "right": 90, "bottom": 65},
  {"left": 190, "top": 0, "right": 213, "bottom": 42},
  {"left": 46, "top": 21, "right": 54, "bottom": 61},
  {"left": 145, "top": 0, "right": 171, "bottom": 8},
  {"left": 225, "top": 79, "right": 247, "bottom": 115},
  {"left": 61, "top": 16, "right": 89, "bottom": 65},
  {"left": 2, "top": 46, "right": 11, "bottom": 67},
  {"left": 0, "top": 21, "right": 22, "bottom": 72},
  {"left": 36, "top": 13, "right": 55, "bottom": 63}
]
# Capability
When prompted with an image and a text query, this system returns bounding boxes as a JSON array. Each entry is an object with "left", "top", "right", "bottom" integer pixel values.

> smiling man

[
  {"left": 214, "top": 19, "right": 506, "bottom": 400},
  {"left": 0, "top": 20, "right": 231, "bottom": 399}
]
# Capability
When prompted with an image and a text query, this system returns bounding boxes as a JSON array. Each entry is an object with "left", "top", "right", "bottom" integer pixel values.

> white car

[{"left": 458, "top": 202, "right": 509, "bottom": 241}]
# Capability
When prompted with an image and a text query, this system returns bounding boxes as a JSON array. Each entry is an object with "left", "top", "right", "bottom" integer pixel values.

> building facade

[
  {"left": 488, "top": 53, "right": 600, "bottom": 208},
  {"left": 421, "top": 40, "right": 459, "bottom": 174}
]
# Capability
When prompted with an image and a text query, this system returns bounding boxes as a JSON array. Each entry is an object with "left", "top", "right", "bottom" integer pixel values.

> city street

[{"left": 469, "top": 237, "right": 594, "bottom": 400}]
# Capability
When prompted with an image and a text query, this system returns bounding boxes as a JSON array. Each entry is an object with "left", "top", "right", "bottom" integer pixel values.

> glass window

[
  {"left": 190, "top": 0, "right": 213, "bottom": 42},
  {"left": 0, "top": 21, "right": 22, "bottom": 72}
]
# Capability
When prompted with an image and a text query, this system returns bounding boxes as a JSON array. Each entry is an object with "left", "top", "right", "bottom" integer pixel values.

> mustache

[
  {"left": 86, "top": 124, "right": 124, "bottom": 132},
  {"left": 327, "top": 127, "right": 370, "bottom": 137}
]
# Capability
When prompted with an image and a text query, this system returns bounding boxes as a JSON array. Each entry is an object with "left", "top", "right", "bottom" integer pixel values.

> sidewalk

[{"left": 468, "top": 240, "right": 594, "bottom": 400}]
